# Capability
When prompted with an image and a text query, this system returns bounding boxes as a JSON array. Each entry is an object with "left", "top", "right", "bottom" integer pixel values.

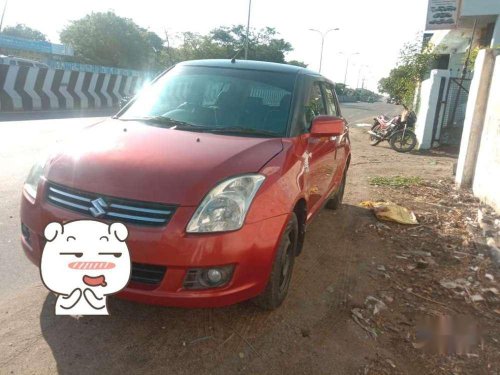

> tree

[
  {"left": 352, "top": 88, "right": 382, "bottom": 102},
  {"left": 164, "top": 25, "right": 296, "bottom": 66},
  {"left": 60, "top": 12, "right": 163, "bottom": 70},
  {"left": 287, "top": 60, "right": 307, "bottom": 68},
  {"left": 58, "top": 15, "right": 301, "bottom": 72},
  {"left": 378, "top": 37, "right": 436, "bottom": 107},
  {"left": 333, "top": 83, "right": 348, "bottom": 96},
  {"left": 378, "top": 64, "right": 416, "bottom": 105},
  {"left": 1, "top": 24, "right": 47, "bottom": 41}
]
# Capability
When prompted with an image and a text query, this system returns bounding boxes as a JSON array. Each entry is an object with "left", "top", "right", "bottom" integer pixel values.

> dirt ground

[{"left": 1, "top": 125, "right": 499, "bottom": 375}]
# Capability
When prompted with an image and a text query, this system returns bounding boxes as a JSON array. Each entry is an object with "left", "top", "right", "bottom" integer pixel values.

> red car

[{"left": 21, "top": 60, "right": 351, "bottom": 310}]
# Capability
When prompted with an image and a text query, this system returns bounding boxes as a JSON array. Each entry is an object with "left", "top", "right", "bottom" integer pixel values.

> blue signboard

[
  {"left": 46, "top": 60, "right": 144, "bottom": 76},
  {"left": 0, "top": 35, "right": 74, "bottom": 56}
]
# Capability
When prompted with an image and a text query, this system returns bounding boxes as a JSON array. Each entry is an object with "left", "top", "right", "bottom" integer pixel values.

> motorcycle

[{"left": 368, "top": 108, "right": 417, "bottom": 153}]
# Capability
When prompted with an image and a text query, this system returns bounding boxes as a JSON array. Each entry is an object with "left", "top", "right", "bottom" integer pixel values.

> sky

[{"left": 1, "top": 0, "right": 429, "bottom": 92}]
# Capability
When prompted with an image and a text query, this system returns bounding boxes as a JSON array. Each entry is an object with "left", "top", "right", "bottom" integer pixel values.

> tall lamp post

[
  {"left": 308, "top": 28, "right": 339, "bottom": 73},
  {"left": 0, "top": 0, "right": 8, "bottom": 32},
  {"left": 244, "top": 0, "right": 252, "bottom": 60},
  {"left": 340, "top": 52, "right": 360, "bottom": 86},
  {"left": 356, "top": 64, "right": 368, "bottom": 89}
]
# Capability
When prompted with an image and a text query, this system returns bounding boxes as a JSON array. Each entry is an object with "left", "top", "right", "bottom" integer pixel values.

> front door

[
  {"left": 322, "top": 83, "right": 347, "bottom": 189},
  {"left": 304, "top": 82, "right": 337, "bottom": 213}
]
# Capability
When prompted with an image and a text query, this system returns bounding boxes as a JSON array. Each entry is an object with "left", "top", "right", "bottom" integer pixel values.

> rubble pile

[{"left": 356, "top": 178, "right": 500, "bottom": 374}]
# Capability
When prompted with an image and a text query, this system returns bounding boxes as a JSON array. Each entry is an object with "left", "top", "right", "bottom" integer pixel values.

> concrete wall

[
  {"left": 456, "top": 49, "right": 495, "bottom": 187},
  {"left": 472, "top": 53, "right": 500, "bottom": 212},
  {"left": 415, "top": 69, "right": 450, "bottom": 149},
  {"left": 0, "top": 64, "right": 145, "bottom": 111}
]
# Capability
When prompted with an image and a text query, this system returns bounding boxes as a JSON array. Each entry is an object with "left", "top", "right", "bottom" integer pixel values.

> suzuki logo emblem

[{"left": 89, "top": 198, "right": 108, "bottom": 218}]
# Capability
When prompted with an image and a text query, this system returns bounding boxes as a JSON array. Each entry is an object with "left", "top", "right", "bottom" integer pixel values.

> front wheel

[
  {"left": 370, "top": 124, "right": 382, "bottom": 146},
  {"left": 253, "top": 213, "right": 298, "bottom": 310},
  {"left": 325, "top": 171, "right": 347, "bottom": 210},
  {"left": 390, "top": 129, "right": 417, "bottom": 153}
]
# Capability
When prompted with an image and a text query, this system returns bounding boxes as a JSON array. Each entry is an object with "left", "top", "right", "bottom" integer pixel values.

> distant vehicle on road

[
  {"left": 21, "top": 59, "right": 351, "bottom": 310},
  {"left": 0, "top": 55, "right": 48, "bottom": 69}
]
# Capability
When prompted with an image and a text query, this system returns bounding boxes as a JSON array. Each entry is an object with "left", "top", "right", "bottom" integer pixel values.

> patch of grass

[{"left": 369, "top": 176, "right": 422, "bottom": 187}]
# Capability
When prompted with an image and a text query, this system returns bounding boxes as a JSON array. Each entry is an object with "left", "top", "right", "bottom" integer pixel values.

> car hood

[{"left": 46, "top": 119, "right": 283, "bottom": 206}]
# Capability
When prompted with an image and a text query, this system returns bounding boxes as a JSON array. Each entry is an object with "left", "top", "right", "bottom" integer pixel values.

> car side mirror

[{"left": 310, "top": 115, "right": 345, "bottom": 136}]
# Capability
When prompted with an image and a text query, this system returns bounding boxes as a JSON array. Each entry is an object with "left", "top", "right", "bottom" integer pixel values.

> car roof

[{"left": 178, "top": 59, "right": 321, "bottom": 76}]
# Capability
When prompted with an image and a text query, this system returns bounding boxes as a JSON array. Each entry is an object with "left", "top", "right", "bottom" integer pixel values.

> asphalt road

[{"left": 0, "top": 102, "right": 400, "bottom": 301}]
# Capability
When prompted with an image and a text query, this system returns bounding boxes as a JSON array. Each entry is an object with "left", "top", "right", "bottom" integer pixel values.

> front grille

[
  {"left": 131, "top": 263, "right": 166, "bottom": 285},
  {"left": 46, "top": 182, "right": 176, "bottom": 227}
]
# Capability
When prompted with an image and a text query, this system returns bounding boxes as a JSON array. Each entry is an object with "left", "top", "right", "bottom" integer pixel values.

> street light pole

[
  {"left": 342, "top": 52, "right": 360, "bottom": 86},
  {"left": 356, "top": 64, "right": 368, "bottom": 89},
  {"left": 0, "top": 0, "right": 8, "bottom": 33},
  {"left": 244, "top": 0, "right": 252, "bottom": 60},
  {"left": 308, "top": 28, "right": 339, "bottom": 73}
]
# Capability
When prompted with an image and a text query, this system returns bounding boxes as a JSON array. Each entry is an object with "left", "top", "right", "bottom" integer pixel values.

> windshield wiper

[
  {"left": 210, "top": 127, "right": 280, "bottom": 137},
  {"left": 118, "top": 115, "right": 206, "bottom": 130},
  {"left": 118, "top": 117, "right": 280, "bottom": 137}
]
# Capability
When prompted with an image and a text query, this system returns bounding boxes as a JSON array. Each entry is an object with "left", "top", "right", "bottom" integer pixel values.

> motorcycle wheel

[
  {"left": 390, "top": 130, "right": 417, "bottom": 153},
  {"left": 370, "top": 124, "right": 382, "bottom": 146}
]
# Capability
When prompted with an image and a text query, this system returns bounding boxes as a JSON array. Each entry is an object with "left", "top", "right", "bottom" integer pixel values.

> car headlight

[
  {"left": 186, "top": 174, "right": 266, "bottom": 233},
  {"left": 24, "top": 158, "right": 46, "bottom": 200}
]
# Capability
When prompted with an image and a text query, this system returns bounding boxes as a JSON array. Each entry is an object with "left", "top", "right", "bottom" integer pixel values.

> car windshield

[{"left": 119, "top": 65, "right": 294, "bottom": 137}]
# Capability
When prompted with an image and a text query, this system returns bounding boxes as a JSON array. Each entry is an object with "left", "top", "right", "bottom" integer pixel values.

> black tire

[
  {"left": 390, "top": 129, "right": 417, "bottom": 153},
  {"left": 325, "top": 171, "right": 347, "bottom": 210},
  {"left": 370, "top": 124, "right": 382, "bottom": 146},
  {"left": 253, "top": 213, "right": 298, "bottom": 310}
]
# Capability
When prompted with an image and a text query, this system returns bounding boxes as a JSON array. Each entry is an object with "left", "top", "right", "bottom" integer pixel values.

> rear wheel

[
  {"left": 390, "top": 129, "right": 417, "bottom": 152},
  {"left": 253, "top": 213, "right": 298, "bottom": 310},
  {"left": 325, "top": 171, "right": 347, "bottom": 210}
]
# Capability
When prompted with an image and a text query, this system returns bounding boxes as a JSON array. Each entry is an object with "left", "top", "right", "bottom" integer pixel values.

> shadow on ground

[{"left": 38, "top": 204, "right": 381, "bottom": 375}]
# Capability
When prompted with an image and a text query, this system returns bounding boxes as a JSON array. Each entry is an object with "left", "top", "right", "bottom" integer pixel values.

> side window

[
  {"left": 305, "top": 82, "right": 326, "bottom": 125},
  {"left": 323, "top": 83, "right": 340, "bottom": 116}
]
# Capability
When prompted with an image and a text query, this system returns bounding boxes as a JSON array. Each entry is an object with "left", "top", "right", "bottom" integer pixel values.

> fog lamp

[
  {"left": 207, "top": 269, "right": 223, "bottom": 284},
  {"left": 183, "top": 265, "right": 234, "bottom": 290}
]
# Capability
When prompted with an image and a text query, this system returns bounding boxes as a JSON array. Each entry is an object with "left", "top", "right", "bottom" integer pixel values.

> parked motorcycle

[{"left": 368, "top": 108, "right": 417, "bottom": 153}]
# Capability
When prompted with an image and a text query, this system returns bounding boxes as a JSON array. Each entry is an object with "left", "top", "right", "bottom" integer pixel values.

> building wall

[
  {"left": 472, "top": 54, "right": 500, "bottom": 211},
  {"left": 493, "top": 15, "right": 500, "bottom": 46},
  {"left": 461, "top": 0, "right": 500, "bottom": 17},
  {"left": 0, "top": 64, "right": 145, "bottom": 111},
  {"left": 448, "top": 53, "right": 465, "bottom": 75}
]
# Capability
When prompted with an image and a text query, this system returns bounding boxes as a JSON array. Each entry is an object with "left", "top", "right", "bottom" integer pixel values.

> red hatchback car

[{"left": 21, "top": 60, "right": 351, "bottom": 310}]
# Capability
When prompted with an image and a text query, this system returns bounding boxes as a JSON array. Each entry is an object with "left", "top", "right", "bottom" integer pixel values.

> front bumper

[{"left": 20, "top": 180, "right": 289, "bottom": 308}]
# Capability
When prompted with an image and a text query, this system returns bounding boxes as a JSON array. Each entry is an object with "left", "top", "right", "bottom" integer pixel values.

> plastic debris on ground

[{"left": 359, "top": 200, "right": 419, "bottom": 225}]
